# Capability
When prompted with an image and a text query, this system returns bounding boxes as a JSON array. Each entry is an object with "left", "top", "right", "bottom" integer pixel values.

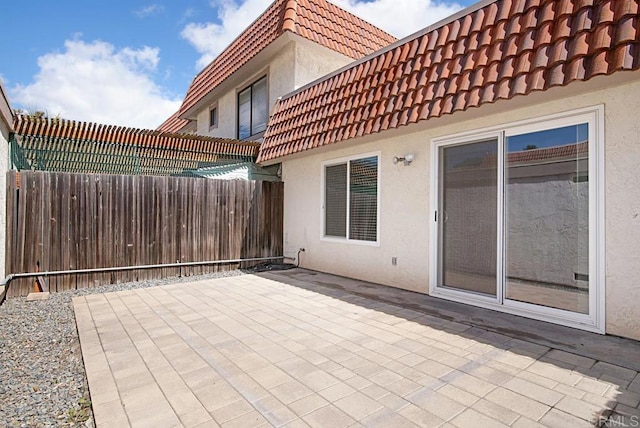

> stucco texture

[{"left": 279, "top": 75, "right": 640, "bottom": 340}]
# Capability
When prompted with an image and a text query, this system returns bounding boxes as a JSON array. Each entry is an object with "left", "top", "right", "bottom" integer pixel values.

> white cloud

[
  {"left": 333, "top": 0, "right": 463, "bottom": 38},
  {"left": 134, "top": 4, "right": 165, "bottom": 18},
  {"left": 181, "top": 0, "right": 463, "bottom": 69},
  {"left": 10, "top": 39, "right": 181, "bottom": 129},
  {"left": 181, "top": 0, "right": 273, "bottom": 69}
]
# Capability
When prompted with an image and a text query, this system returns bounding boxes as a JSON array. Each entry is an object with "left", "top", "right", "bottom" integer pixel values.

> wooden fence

[{"left": 5, "top": 171, "right": 283, "bottom": 297}]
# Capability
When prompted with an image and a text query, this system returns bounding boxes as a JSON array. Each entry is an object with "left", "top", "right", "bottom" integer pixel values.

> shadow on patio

[{"left": 259, "top": 269, "right": 640, "bottom": 427}]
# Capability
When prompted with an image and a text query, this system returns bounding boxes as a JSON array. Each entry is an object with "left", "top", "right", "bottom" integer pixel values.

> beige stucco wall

[
  {"left": 0, "top": 85, "right": 11, "bottom": 280},
  {"left": 280, "top": 75, "right": 640, "bottom": 340},
  {"left": 196, "top": 42, "right": 296, "bottom": 139},
  {"left": 0, "top": 122, "right": 7, "bottom": 280},
  {"left": 293, "top": 39, "right": 353, "bottom": 90}
]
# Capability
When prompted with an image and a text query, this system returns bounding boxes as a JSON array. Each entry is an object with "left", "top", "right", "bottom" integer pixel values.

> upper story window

[
  {"left": 238, "top": 76, "right": 267, "bottom": 139},
  {"left": 209, "top": 104, "right": 218, "bottom": 129}
]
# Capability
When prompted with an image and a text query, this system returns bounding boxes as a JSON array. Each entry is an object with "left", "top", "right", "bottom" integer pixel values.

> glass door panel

[
  {"left": 504, "top": 124, "right": 589, "bottom": 313},
  {"left": 439, "top": 139, "right": 498, "bottom": 296}
]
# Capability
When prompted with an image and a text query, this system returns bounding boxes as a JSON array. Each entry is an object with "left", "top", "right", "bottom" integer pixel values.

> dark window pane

[
  {"left": 238, "top": 88, "right": 251, "bottom": 139},
  {"left": 209, "top": 107, "right": 217, "bottom": 127},
  {"left": 252, "top": 77, "right": 268, "bottom": 134},
  {"left": 325, "top": 164, "right": 347, "bottom": 237}
]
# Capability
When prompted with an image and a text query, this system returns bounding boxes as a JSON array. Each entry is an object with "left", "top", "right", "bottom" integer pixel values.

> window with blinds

[
  {"left": 325, "top": 164, "right": 347, "bottom": 237},
  {"left": 324, "top": 155, "right": 378, "bottom": 242}
]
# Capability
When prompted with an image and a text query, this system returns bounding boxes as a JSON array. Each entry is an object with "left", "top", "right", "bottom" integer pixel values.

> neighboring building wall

[
  {"left": 196, "top": 42, "right": 296, "bottom": 139},
  {"left": 196, "top": 39, "right": 354, "bottom": 140},
  {"left": 294, "top": 39, "right": 353, "bottom": 90},
  {"left": 0, "top": 83, "right": 12, "bottom": 280},
  {"left": 279, "top": 76, "right": 640, "bottom": 340}
]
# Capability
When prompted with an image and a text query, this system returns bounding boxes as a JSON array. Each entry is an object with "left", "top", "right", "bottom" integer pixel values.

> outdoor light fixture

[{"left": 393, "top": 153, "right": 414, "bottom": 166}]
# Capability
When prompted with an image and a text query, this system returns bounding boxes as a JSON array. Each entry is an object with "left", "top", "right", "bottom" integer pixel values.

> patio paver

[{"left": 73, "top": 269, "right": 640, "bottom": 427}]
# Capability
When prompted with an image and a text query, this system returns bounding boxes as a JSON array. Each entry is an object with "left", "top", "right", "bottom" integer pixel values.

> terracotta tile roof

[
  {"left": 157, "top": 110, "right": 189, "bottom": 133},
  {"left": 258, "top": 0, "right": 640, "bottom": 162},
  {"left": 508, "top": 140, "right": 588, "bottom": 164},
  {"left": 12, "top": 115, "right": 260, "bottom": 176},
  {"left": 178, "top": 0, "right": 397, "bottom": 117},
  {"left": 481, "top": 140, "right": 588, "bottom": 167}
]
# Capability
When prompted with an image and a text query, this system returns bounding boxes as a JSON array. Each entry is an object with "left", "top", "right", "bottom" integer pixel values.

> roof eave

[{"left": 0, "top": 80, "right": 14, "bottom": 132}]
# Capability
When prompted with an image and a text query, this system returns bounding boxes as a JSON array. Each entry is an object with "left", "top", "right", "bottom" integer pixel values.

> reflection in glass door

[
  {"left": 432, "top": 110, "right": 600, "bottom": 331},
  {"left": 504, "top": 124, "right": 590, "bottom": 313},
  {"left": 438, "top": 139, "right": 498, "bottom": 297}
]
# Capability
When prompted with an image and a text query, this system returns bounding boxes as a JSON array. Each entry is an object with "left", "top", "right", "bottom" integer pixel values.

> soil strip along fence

[{"left": 5, "top": 171, "right": 283, "bottom": 297}]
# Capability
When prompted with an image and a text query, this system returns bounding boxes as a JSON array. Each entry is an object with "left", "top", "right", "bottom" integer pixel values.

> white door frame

[{"left": 429, "top": 106, "right": 605, "bottom": 333}]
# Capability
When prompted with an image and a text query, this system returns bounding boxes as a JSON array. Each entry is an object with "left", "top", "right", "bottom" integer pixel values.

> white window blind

[
  {"left": 324, "top": 155, "right": 378, "bottom": 242},
  {"left": 325, "top": 164, "right": 347, "bottom": 237},
  {"left": 349, "top": 156, "right": 378, "bottom": 241}
]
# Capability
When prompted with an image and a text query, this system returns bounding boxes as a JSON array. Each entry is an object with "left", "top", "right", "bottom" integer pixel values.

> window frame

[
  {"left": 321, "top": 151, "right": 381, "bottom": 246},
  {"left": 429, "top": 105, "right": 605, "bottom": 333},
  {"left": 237, "top": 75, "right": 268, "bottom": 140},
  {"left": 209, "top": 103, "right": 218, "bottom": 130}
]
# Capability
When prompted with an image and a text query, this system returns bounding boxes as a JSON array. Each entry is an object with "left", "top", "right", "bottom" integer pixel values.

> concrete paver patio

[{"left": 73, "top": 269, "right": 640, "bottom": 427}]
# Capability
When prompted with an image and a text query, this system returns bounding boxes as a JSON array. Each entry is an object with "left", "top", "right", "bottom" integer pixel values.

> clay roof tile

[
  {"left": 447, "top": 20, "right": 462, "bottom": 43},
  {"left": 554, "top": 14, "right": 573, "bottom": 40},
  {"left": 615, "top": 15, "right": 639, "bottom": 45},
  {"left": 469, "top": 7, "right": 486, "bottom": 34},
  {"left": 258, "top": 0, "right": 640, "bottom": 162},
  {"left": 609, "top": 43, "right": 638, "bottom": 71},
  {"left": 565, "top": 56, "right": 587, "bottom": 81},
  {"left": 493, "top": 20, "right": 509, "bottom": 42},
  {"left": 537, "top": 1, "right": 555, "bottom": 23},
  {"left": 437, "top": 25, "right": 451, "bottom": 46},
  {"left": 459, "top": 71, "right": 472, "bottom": 91},
  {"left": 555, "top": 0, "right": 575, "bottom": 16}
]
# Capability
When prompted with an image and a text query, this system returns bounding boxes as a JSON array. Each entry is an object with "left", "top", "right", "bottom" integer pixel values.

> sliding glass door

[{"left": 432, "top": 108, "right": 602, "bottom": 331}]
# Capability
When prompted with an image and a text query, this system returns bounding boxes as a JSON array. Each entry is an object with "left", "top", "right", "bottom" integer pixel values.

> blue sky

[{"left": 1, "top": 0, "right": 473, "bottom": 129}]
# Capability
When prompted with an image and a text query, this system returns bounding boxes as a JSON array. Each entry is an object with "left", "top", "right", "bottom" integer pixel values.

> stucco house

[
  {"left": 257, "top": 0, "right": 640, "bottom": 340},
  {"left": 158, "top": 0, "right": 397, "bottom": 140}
]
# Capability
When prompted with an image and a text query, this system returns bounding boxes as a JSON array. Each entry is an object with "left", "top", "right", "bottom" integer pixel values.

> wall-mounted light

[{"left": 393, "top": 153, "right": 414, "bottom": 166}]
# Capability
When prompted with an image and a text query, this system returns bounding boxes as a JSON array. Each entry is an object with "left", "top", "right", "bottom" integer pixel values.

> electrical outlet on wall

[{"left": 391, "top": 257, "right": 397, "bottom": 266}]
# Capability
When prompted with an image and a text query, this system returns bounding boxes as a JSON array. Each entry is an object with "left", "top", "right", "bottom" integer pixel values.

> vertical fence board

[
  {"left": 5, "top": 171, "right": 15, "bottom": 290},
  {"left": 5, "top": 171, "right": 283, "bottom": 296}
]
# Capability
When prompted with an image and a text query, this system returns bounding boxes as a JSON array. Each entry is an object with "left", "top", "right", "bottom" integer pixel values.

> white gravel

[{"left": 0, "top": 270, "right": 245, "bottom": 427}]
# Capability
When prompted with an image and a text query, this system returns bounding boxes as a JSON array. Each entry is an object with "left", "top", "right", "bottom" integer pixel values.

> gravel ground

[{"left": 0, "top": 270, "right": 246, "bottom": 428}]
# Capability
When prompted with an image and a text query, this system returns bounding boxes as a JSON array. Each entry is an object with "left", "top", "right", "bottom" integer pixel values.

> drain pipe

[
  {"left": 0, "top": 256, "right": 284, "bottom": 302},
  {"left": 296, "top": 248, "right": 305, "bottom": 268},
  {"left": 283, "top": 248, "right": 305, "bottom": 267}
]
